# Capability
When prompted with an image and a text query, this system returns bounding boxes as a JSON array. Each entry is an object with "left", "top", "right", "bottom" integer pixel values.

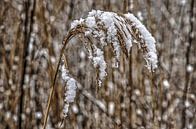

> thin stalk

[
  {"left": 42, "top": 32, "right": 74, "bottom": 129},
  {"left": 151, "top": 70, "right": 157, "bottom": 129},
  {"left": 182, "top": 0, "right": 194, "bottom": 128},
  {"left": 18, "top": 0, "right": 36, "bottom": 128}
]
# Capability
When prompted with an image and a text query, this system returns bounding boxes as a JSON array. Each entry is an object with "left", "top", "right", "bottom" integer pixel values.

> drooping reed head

[{"left": 60, "top": 10, "right": 158, "bottom": 117}]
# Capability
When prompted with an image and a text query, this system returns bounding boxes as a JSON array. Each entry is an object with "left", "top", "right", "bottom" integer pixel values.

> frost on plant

[
  {"left": 70, "top": 10, "right": 158, "bottom": 85},
  {"left": 61, "top": 10, "right": 158, "bottom": 117},
  {"left": 124, "top": 13, "right": 158, "bottom": 70},
  {"left": 61, "top": 65, "right": 78, "bottom": 117},
  {"left": 90, "top": 45, "right": 107, "bottom": 86}
]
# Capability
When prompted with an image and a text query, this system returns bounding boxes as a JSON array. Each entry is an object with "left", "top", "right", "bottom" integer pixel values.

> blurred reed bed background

[{"left": 0, "top": 0, "right": 195, "bottom": 129}]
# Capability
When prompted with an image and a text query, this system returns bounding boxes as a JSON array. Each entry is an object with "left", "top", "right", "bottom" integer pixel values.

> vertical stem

[
  {"left": 42, "top": 48, "right": 63, "bottom": 129},
  {"left": 68, "top": 0, "right": 75, "bottom": 20},
  {"left": 66, "top": 0, "right": 75, "bottom": 29},
  {"left": 123, "top": 0, "right": 128, "bottom": 13},
  {"left": 182, "top": 0, "right": 194, "bottom": 128},
  {"left": 104, "top": 0, "right": 111, "bottom": 11},
  {"left": 18, "top": 1, "right": 29, "bottom": 127},
  {"left": 18, "top": 0, "right": 36, "bottom": 128},
  {"left": 151, "top": 71, "right": 157, "bottom": 129},
  {"left": 124, "top": 1, "right": 133, "bottom": 127},
  {"left": 128, "top": 49, "right": 133, "bottom": 128}
]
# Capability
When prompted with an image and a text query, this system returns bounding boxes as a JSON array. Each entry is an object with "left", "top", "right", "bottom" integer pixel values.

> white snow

[
  {"left": 65, "top": 10, "right": 159, "bottom": 117},
  {"left": 115, "top": 16, "right": 132, "bottom": 53},
  {"left": 61, "top": 66, "right": 70, "bottom": 81},
  {"left": 91, "top": 46, "right": 107, "bottom": 86},
  {"left": 63, "top": 104, "right": 69, "bottom": 117},
  {"left": 71, "top": 18, "right": 84, "bottom": 29},
  {"left": 65, "top": 78, "right": 77, "bottom": 103},
  {"left": 125, "top": 13, "right": 158, "bottom": 70},
  {"left": 87, "top": 10, "right": 121, "bottom": 59},
  {"left": 70, "top": 10, "right": 158, "bottom": 84},
  {"left": 100, "top": 12, "right": 121, "bottom": 59},
  {"left": 70, "top": 10, "right": 158, "bottom": 88},
  {"left": 61, "top": 65, "right": 78, "bottom": 117},
  {"left": 120, "top": 22, "right": 133, "bottom": 53},
  {"left": 85, "top": 16, "right": 96, "bottom": 28}
]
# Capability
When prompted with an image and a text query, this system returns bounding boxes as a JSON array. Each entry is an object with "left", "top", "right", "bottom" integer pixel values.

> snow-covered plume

[
  {"left": 70, "top": 10, "right": 157, "bottom": 78},
  {"left": 62, "top": 10, "right": 158, "bottom": 117},
  {"left": 125, "top": 13, "right": 158, "bottom": 70}
]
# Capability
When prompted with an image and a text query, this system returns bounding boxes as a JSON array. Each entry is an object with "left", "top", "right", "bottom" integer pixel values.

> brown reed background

[{"left": 0, "top": 0, "right": 195, "bottom": 129}]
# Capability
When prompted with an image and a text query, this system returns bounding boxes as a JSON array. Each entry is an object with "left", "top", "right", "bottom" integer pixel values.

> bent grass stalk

[
  {"left": 42, "top": 10, "right": 158, "bottom": 129},
  {"left": 42, "top": 32, "right": 76, "bottom": 129}
]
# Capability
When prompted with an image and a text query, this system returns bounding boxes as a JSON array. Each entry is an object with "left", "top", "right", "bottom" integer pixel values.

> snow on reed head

[
  {"left": 124, "top": 13, "right": 158, "bottom": 70},
  {"left": 61, "top": 10, "right": 158, "bottom": 117},
  {"left": 71, "top": 10, "right": 157, "bottom": 72}
]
